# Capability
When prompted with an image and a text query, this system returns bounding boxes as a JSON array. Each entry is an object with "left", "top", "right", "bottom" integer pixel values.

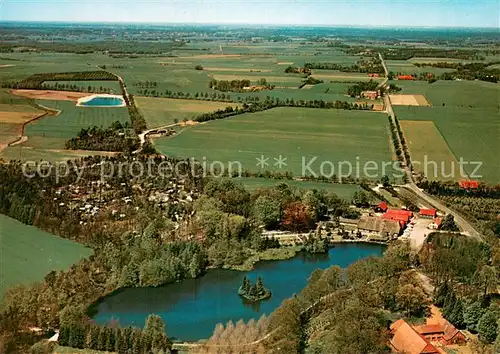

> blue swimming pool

[{"left": 79, "top": 96, "right": 124, "bottom": 107}]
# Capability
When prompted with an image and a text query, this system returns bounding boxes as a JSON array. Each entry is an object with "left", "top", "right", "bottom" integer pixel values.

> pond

[
  {"left": 77, "top": 95, "right": 125, "bottom": 107},
  {"left": 92, "top": 243, "right": 385, "bottom": 341}
]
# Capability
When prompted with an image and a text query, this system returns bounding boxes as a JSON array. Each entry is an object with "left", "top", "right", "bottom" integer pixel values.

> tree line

[
  {"left": 209, "top": 78, "right": 275, "bottom": 92},
  {"left": 41, "top": 82, "right": 115, "bottom": 94},
  {"left": 304, "top": 56, "right": 384, "bottom": 74},
  {"left": 57, "top": 313, "right": 172, "bottom": 354},
  {"left": 1, "top": 71, "right": 117, "bottom": 89}
]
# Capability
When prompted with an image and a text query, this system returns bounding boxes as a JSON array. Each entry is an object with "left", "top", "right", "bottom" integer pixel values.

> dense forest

[
  {"left": 346, "top": 79, "right": 379, "bottom": 97},
  {"left": 65, "top": 121, "right": 139, "bottom": 153}
]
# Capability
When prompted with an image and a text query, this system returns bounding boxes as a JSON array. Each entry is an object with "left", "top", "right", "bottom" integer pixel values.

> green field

[
  {"left": 24, "top": 100, "right": 129, "bottom": 144},
  {"left": 386, "top": 60, "right": 455, "bottom": 76},
  {"left": 235, "top": 177, "right": 362, "bottom": 200},
  {"left": 0, "top": 98, "right": 129, "bottom": 161},
  {"left": 136, "top": 96, "right": 239, "bottom": 128},
  {"left": 400, "top": 120, "right": 461, "bottom": 181},
  {"left": 0, "top": 214, "right": 92, "bottom": 297},
  {"left": 396, "top": 106, "right": 499, "bottom": 183},
  {"left": 154, "top": 107, "right": 394, "bottom": 180},
  {"left": 392, "top": 80, "right": 500, "bottom": 110},
  {"left": 0, "top": 90, "right": 45, "bottom": 147}
]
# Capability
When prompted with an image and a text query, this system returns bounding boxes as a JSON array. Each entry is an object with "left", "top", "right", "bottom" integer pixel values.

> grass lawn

[
  {"left": 136, "top": 97, "right": 239, "bottom": 128},
  {"left": 400, "top": 121, "right": 462, "bottom": 181},
  {"left": 396, "top": 106, "right": 499, "bottom": 183},
  {"left": 0, "top": 214, "right": 92, "bottom": 298},
  {"left": 154, "top": 107, "right": 394, "bottom": 180},
  {"left": 235, "top": 177, "right": 362, "bottom": 200}
]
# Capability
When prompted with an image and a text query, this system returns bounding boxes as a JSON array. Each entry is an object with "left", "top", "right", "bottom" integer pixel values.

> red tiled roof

[
  {"left": 442, "top": 320, "right": 461, "bottom": 341},
  {"left": 390, "top": 319, "right": 440, "bottom": 354},
  {"left": 386, "top": 209, "right": 413, "bottom": 217},
  {"left": 459, "top": 180, "right": 480, "bottom": 189},
  {"left": 383, "top": 213, "right": 409, "bottom": 222},
  {"left": 415, "top": 324, "right": 444, "bottom": 335},
  {"left": 420, "top": 208, "right": 437, "bottom": 217},
  {"left": 433, "top": 217, "right": 442, "bottom": 226},
  {"left": 398, "top": 75, "right": 415, "bottom": 80},
  {"left": 378, "top": 201, "right": 388, "bottom": 211}
]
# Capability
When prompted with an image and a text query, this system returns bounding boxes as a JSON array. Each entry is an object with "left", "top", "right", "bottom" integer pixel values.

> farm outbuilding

[{"left": 419, "top": 208, "right": 437, "bottom": 218}]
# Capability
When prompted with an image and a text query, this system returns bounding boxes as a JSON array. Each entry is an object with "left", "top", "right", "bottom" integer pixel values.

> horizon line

[{"left": 1, "top": 20, "right": 499, "bottom": 30}]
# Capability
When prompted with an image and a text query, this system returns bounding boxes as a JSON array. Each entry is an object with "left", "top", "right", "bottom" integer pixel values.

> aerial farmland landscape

[{"left": 0, "top": 0, "right": 499, "bottom": 353}]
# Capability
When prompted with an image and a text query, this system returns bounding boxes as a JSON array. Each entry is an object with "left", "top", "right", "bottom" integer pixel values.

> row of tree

[
  {"left": 41, "top": 82, "right": 115, "bottom": 94},
  {"left": 1, "top": 71, "right": 117, "bottom": 89},
  {"left": 304, "top": 56, "right": 384, "bottom": 74},
  {"left": 58, "top": 314, "right": 172, "bottom": 353}
]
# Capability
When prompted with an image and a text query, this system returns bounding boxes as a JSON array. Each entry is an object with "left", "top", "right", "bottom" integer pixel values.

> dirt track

[{"left": 11, "top": 89, "right": 89, "bottom": 101}]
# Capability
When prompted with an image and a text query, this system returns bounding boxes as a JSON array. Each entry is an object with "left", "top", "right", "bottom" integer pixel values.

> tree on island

[
  {"left": 241, "top": 275, "right": 251, "bottom": 294},
  {"left": 239, "top": 276, "right": 271, "bottom": 302}
]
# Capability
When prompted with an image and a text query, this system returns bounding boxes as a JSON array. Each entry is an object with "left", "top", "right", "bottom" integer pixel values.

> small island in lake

[{"left": 238, "top": 276, "right": 271, "bottom": 302}]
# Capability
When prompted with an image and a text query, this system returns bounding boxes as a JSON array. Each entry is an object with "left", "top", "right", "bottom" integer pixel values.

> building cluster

[
  {"left": 339, "top": 201, "right": 440, "bottom": 241},
  {"left": 53, "top": 177, "right": 196, "bottom": 225},
  {"left": 390, "top": 317, "right": 466, "bottom": 354}
]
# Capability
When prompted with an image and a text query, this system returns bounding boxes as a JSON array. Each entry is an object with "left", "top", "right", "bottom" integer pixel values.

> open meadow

[
  {"left": 392, "top": 80, "right": 500, "bottom": 109},
  {"left": 392, "top": 80, "right": 499, "bottom": 182},
  {"left": 0, "top": 90, "right": 45, "bottom": 150},
  {"left": 154, "top": 107, "right": 395, "bottom": 179},
  {"left": 136, "top": 96, "right": 239, "bottom": 128},
  {"left": 400, "top": 120, "right": 462, "bottom": 181},
  {"left": 0, "top": 214, "right": 92, "bottom": 298},
  {"left": 396, "top": 106, "right": 499, "bottom": 183},
  {"left": 386, "top": 60, "right": 456, "bottom": 76}
]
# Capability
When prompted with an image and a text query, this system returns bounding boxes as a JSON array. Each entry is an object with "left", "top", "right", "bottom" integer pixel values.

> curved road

[{"left": 378, "top": 54, "right": 482, "bottom": 241}]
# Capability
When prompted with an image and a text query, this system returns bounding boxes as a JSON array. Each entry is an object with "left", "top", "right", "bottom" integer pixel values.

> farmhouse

[
  {"left": 397, "top": 75, "right": 415, "bottom": 80},
  {"left": 361, "top": 90, "right": 379, "bottom": 100},
  {"left": 389, "top": 319, "right": 440, "bottom": 354},
  {"left": 358, "top": 215, "right": 401, "bottom": 238},
  {"left": 368, "top": 73, "right": 380, "bottom": 78},
  {"left": 419, "top": 208, "right": 437, "bottom": 218}
]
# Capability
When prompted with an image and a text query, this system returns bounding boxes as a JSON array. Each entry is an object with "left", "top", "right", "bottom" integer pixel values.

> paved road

[{"left": 377, "top": 53, "right": 482, "bottom": 241}]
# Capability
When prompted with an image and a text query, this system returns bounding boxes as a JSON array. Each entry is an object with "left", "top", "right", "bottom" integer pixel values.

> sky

[{"left": 1, "top": 0, "right": 499, "bottom": 28}]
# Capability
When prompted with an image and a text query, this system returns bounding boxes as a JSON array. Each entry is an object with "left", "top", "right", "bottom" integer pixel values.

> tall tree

[
  {"left": 465, "top": 301, "right": 486, "bottom": 333},
  {"left": 478, "top": 311, "right": 498, "bottom": 343}
]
